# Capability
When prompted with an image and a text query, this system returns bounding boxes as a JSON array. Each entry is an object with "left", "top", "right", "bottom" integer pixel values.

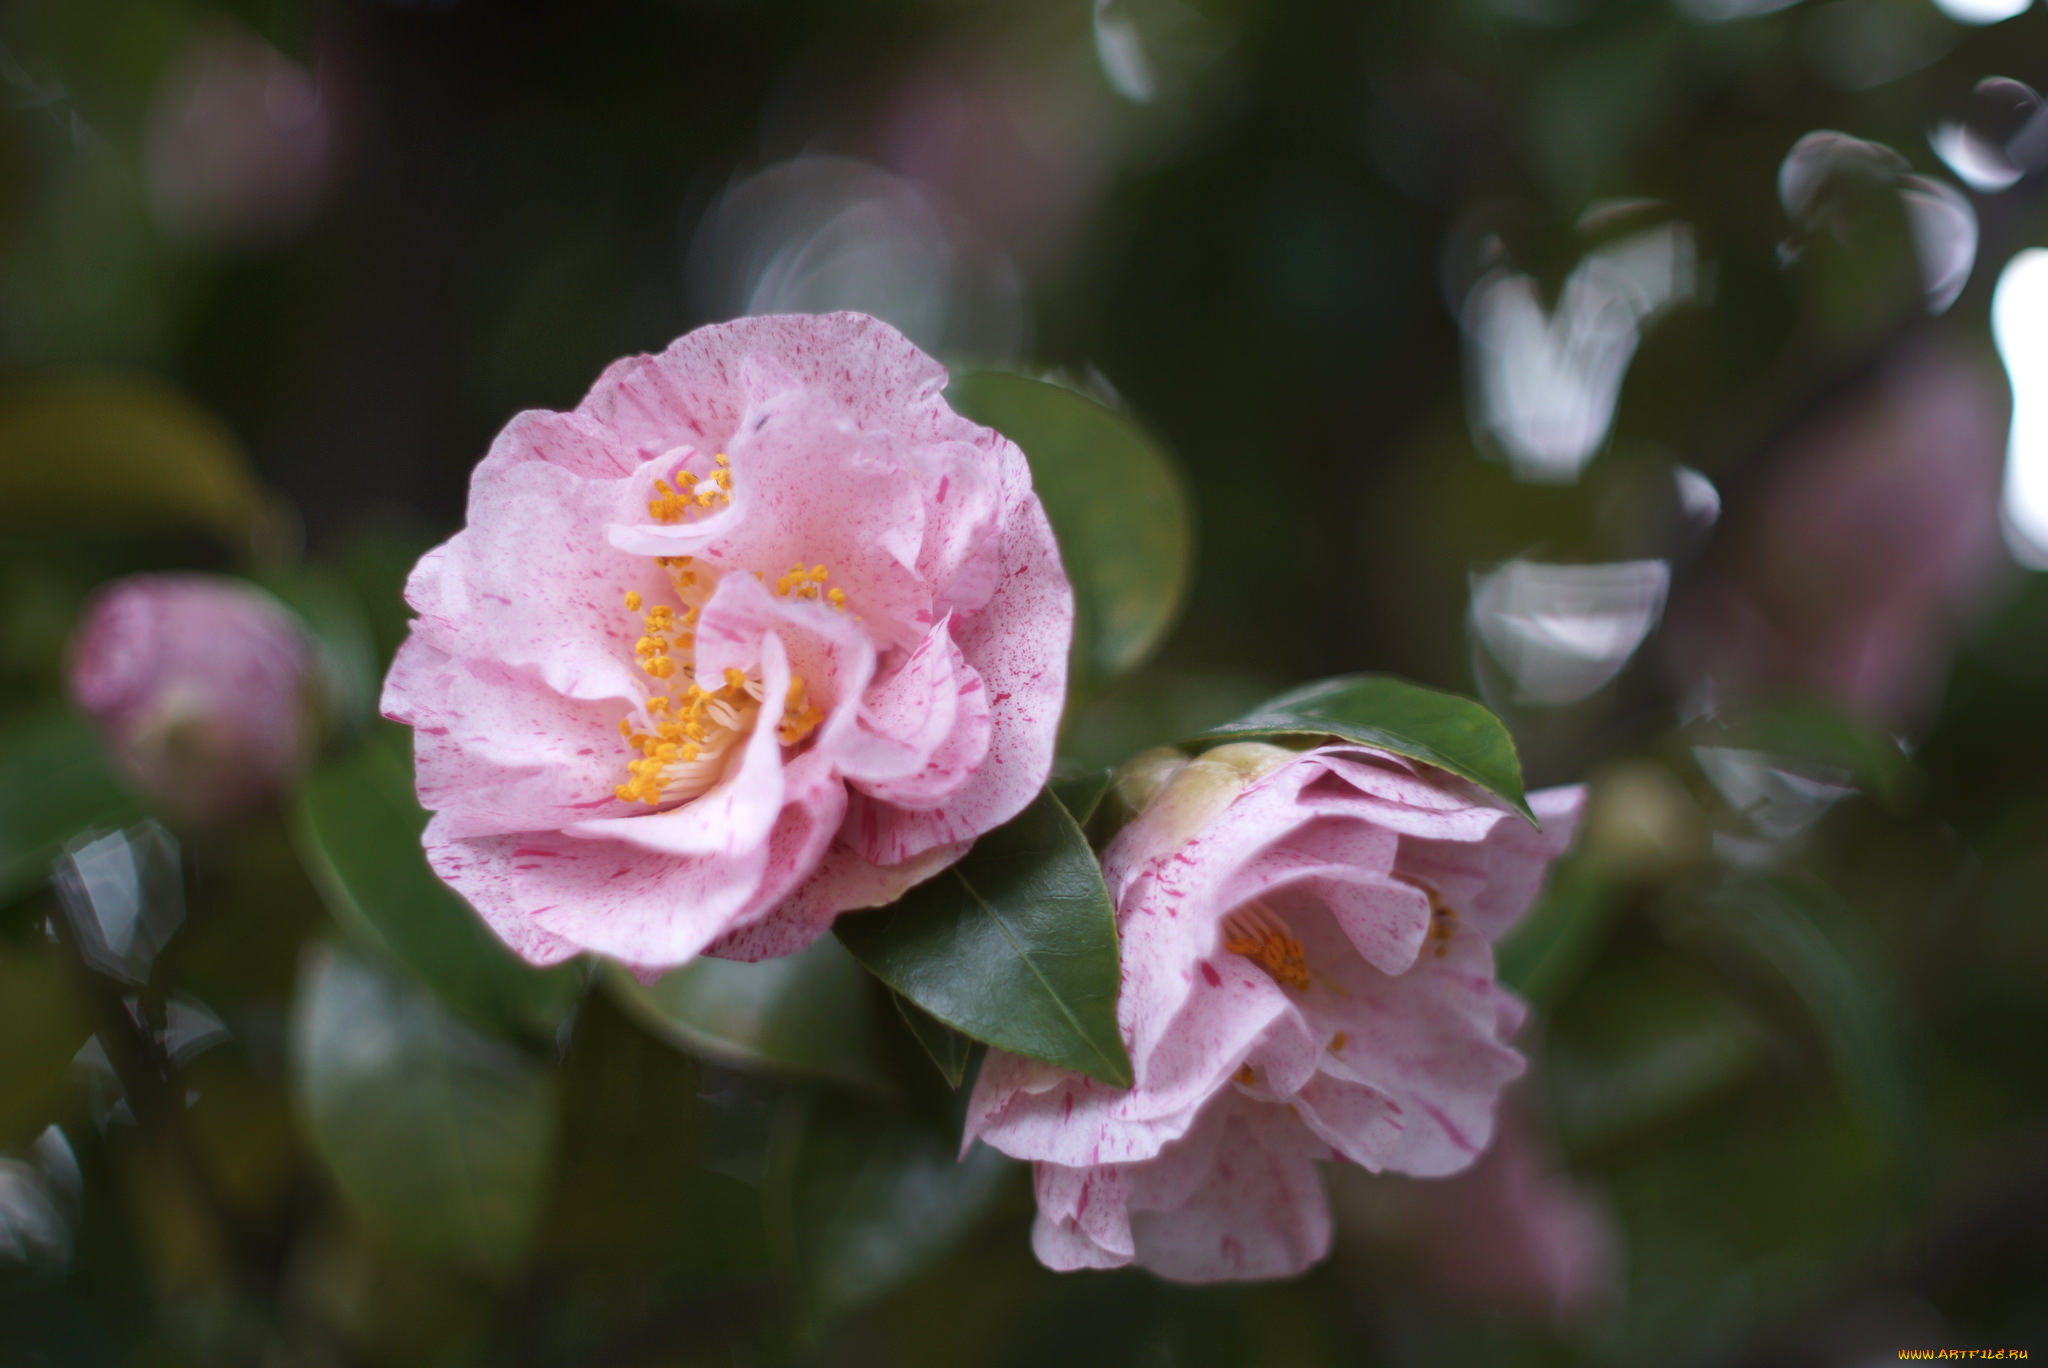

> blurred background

[{"left": 2, "top": 0, "right": 2047, "bottom": 1363}]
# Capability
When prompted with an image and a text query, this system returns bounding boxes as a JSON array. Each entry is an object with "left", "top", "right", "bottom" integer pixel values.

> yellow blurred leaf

[{"left": 0, "top": 373, "right": 283, "bottom": 554}]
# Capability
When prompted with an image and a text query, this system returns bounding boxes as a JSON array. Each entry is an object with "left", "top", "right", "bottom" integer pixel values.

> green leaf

[
  {"left": 253, "top": 565, "right": 381, "bottom": 736},
  {"left": 603, "top": 936, "right": 892, "bottom": 1092},
  {"left": 1675, "top": 874, "right": 1921, "bottom": 1168},
  {"left": 891, "top": 992, "right": 977, "bottom": 1089},
  {"left": 289, "top": 945, "right": 561, "bottom": 1278},
  {"left": 293, "top": 737, "right": 585, "bottom": 1042},
  {"left": 804, "top": 1124, "right": 1011, "bottom": 1319},
  {"left": 0, "top": 374, "right": 283, "bottom": 554},
  {"left": 0, "top": 941, "right": 94, "bottom": 1150},
  {"left": 946, "top": 370, "right": 1193, "bottom": 690},
  {"left": 0, "top": 708, "right": 142, "bottom": 907},
  {"left": 1686, "top": 697, "right": 1912, "bottom": 809},
  {"left": 1048, "top": 764, "right": 1113, "bottom": 827},
  {"left": 835, "top": 788, "right": 1132, "bottom": 1087},
  {"left": 1495, "top": 852, "right": 1623, "bottom": 1006},
  {"left": 1545, "top": 951, "right": 1767, "bottom": 1150},
  {"left": 1188, "top": 673, "right": 1533, "bottom": 822}
]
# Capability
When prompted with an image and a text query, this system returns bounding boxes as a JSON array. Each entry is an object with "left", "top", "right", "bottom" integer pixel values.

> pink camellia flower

[
  {"left": 68, "top": 573, "right": 319, "bottom": 825},
  {"left": 380, "top": 313, "right": 1072, "bottom": 970},
  {"left": 966, "top": 742, "right": 1584, "bottom": 1283}
]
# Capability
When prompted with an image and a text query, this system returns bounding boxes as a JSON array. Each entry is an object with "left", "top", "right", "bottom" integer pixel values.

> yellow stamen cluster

[
  {"left": 628, "top": 595, "right": 695, "bottom": 682},
  {"left": 1222, "top": 903, "right": 1311, "bottom": 992},
  {"left": 647, "top": 453, "right": 734, "bottom": 523},
  {"left": 609, "top": 458, "right": 852, "bottom": 807},
  {"left": 1427, "top": 894, "right": 1459, "bottom": 959},
  {"left": 615, "top": 674, "right": 740, "bottom": 805},
  {"left": 778, "top": 676, "right": 825, "bottom": 745},
  {"left": 1233, "top": 1064, "right": 1257, "bottom": 1087},
  {"left": 770, "top": 561, "right": 851, "bottom": 613}
]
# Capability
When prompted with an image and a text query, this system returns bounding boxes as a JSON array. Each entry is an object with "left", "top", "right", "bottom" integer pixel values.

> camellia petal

[
  {"left": 380, "top": 313, "right": 1073, "bottom": 970},
  {"left": 969, "top": 743, "right": 1584, "bottom": 1284}
]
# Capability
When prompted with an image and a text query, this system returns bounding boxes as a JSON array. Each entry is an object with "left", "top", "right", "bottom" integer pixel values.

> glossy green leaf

[
  {"left": 0, "top": 375, "right": 283, "bottom": 554},
  {"left": 604, "top": 936, "right": 891, "bottom": 1092},
  {"left": 890, "top": 992, "right": 976, "bottom": 1089},
  {"left": 294, "top": 737, "right": 585, "bottom": 1042},
  {"left": 835, "top": 788, "right": 1131, "bottom": 1087},
  {"left": 1048, "top": 764, "right": 1114, "bottom": 827},
  {"left": 1189, "top": 673, "right": 1533, "bottom": 822},
  {"left": 290, "top": 945, "right": 561, "bottom": 1278},
  {"left": 0, "top": 708, "right": 142, "bottom": 907},
  {"left": 946, "top": 370, "right": 1192, "bottom": 690}
]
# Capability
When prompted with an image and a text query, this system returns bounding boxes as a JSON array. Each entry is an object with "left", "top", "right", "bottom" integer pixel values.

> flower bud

[
  {"left": 1106, "top": 741, "right": 1297, "bottom": 869},
  {"left": 67, "top": 574, "right": 319, "bottom": 825}
]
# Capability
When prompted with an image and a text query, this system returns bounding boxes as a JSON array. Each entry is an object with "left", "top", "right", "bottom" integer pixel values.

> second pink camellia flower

[
  {"left": 380, "top": 313, "right": 1073, "bottom": 970},
  {"left": 966, "top": 743, "right": 1584, "bottom": 1283}
]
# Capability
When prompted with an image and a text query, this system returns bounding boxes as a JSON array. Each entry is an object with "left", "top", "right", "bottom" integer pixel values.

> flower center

[
  {"left": 1221, "top": 902, "right": 1310, "bottom": 992},
  {"left": 610, "top": 454, "right": 845, "bottom": 808}
]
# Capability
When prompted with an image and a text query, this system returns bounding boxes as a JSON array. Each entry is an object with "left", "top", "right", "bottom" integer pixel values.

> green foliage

[
  {"left": 891, "top": 991, "right": 978, "bottom": 1089},
  {"left": 1495, "top": 852, "right": 1623, "bottom": 1007},
  {"left": 801, "top": 1122, "right": 1012, "bottom": 1321},
  {"left": 1191, "top": 673, "right": 1533, "bottom": 821},
  {"left": 289, "top": 944, "right": 563, "bottom": 1279},
  {"left": 837, "top": 788, "right": 1132, "bottom": 1087},
  {"left": 294, "top": 736, "right": 586, "bottom": 1043},
  {"left": 0, "top": 707, "right": 141, "bottom": 906},
  {"left": 0, "top": 937, "right": 93, "bottom": 1150},
  {"left": 0, "top": 375, "right": 284, "bottom": 556},
  {"left": 947, "top": 371, "right": 1193, "bottom": 692},
  {"left": 604, "top": 937, "right": 893, "bottom": 1092},
  {"left": 1685, "top": 697, "right": 1915, "bottom": 810}
]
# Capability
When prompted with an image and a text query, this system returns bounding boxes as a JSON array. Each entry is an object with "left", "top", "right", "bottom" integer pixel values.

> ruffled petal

[
  {"left": 383, "top": 636, "right": 632, "bottom": 841},
  {"left": 1393, "top": 784, "right": 1588, "bottom": 941}
]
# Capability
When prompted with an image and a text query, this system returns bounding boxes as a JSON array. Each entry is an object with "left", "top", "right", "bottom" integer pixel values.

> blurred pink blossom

[
  {"left": 967, "top": 743, "right": 1583, "bottom": 1283},
  {"left": 876, "top": 44, "right": 1116, "bottom": 268},
  {"left": 68, "top": 574, "right": 319, "bottom": 825},
  {"left": 1404, "top": 1104, "right": 1618, "bottom": 1319},
  {"left": 144, "top": 23, "right": 332, "bottom": 248},
  {"left": 1666, "top": 344, "right": 2007, "bottom": 725},
  {"left": 380, "top": 313, "right": 1072, "bottom": 972}
]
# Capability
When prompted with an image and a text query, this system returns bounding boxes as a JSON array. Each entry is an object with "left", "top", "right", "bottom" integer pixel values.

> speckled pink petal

[
  {"left": 1304, "top": 747, "right": 1519, "bottom": 842},
  {"left": 403, "top": 454, "right": 649, "bottom": 703},
  {"left": 441, "top": 824, "right": 766, "bottom": 967},
  {"left": 824, "top": 617, "right": 968, "bottom": 790},
  {"left": 1212, "top": 819, "right": 1425, "bottom": 975},
  {"left": 859, "top": 436, "right": 1068, "bottom": 863},
  {"left": 566, "top": 628, "right": 795, "bottom": 859},
  {"left": 1289, "top": 909, "right": 1525, "bottom": 1176},
  {"left": 580, "top": 313, "right": 962, "bottom": 458},
  {"left": 705, "top": 832, "right": 969, "bottom": 962},
  {"left": 1125, "top": 1105, "right": 1332, "bottom": 1283},
  {"left": 417, "top": 815, "right": 599, "bottom": 967},
  {"left": 1392, "top": 784, "right": 1587, "bottom": 940}
]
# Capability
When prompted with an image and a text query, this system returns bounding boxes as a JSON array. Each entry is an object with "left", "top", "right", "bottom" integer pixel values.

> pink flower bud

[
  {"left": 143, "top": 24, "right": 332, "bottom": 249},
  {"left": 67, "top": 574, "right": 319, "bottom": 825}
]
